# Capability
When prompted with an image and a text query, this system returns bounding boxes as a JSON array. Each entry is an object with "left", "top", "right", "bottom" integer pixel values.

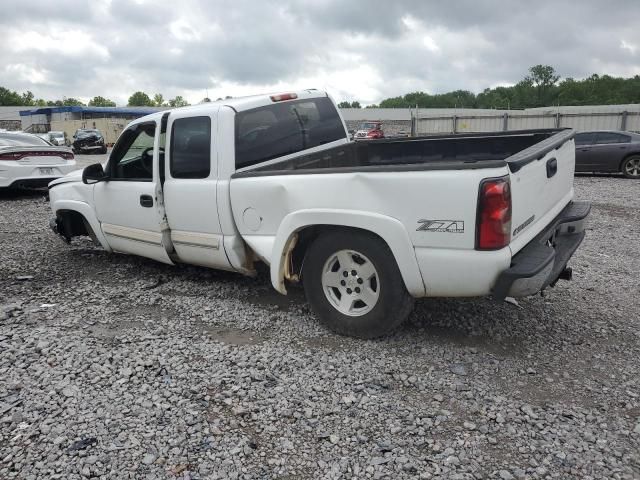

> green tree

[
  {"left": 21, "top": 91, "right": 35, "bottom": 106},
  {"left": 128, "top": 91, "right": 154, "bottom": 106},
  {"left": 88, "top": 96, "right": 116, "bottom": 107},
  {"left": 62, "top": 97, "right": 85, "bottom": 106},
  {"left": 525, "top": 65, "right": 560, "bottom": 106},
  {"left": 153, "top": 93, "right": 165, "bottom": 107},
  {"left": 0, "top": 86, "right": 24, "bottom": 105},
  {"left": 168, "top": 96, "right": 189, "bottom": 107},
  {"left": 337, "top": 101, "right": 351, "bottom": 108}
]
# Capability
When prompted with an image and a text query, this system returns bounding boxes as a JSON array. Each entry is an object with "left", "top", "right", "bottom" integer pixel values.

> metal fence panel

[
  {"left": 625, "top": 113, "right": 640, "bottom": 132},
  {"left": 417, "top": 118, "right": 454, "bottom": 134},
  {"left": 559, "top": 114, "right": 621, "bottom": 131},
  {"left": 456, "top": 116, "right": 503, "bottom": 133},
  {"left": 508, "top": 115, "right": 556, "bottom": 130}
]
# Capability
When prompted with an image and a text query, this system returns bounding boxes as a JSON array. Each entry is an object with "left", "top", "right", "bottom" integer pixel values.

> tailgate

[{"left": 507, "top": 129, "right": 576, "bottom": 254}]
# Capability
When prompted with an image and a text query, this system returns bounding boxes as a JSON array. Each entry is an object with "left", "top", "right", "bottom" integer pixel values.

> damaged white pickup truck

[{"left": 48, "top": 89, "right": 590, "bottom": 338}]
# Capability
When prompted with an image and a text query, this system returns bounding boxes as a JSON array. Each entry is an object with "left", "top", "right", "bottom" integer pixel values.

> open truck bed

[{"left": 233, "top": 129, "right": 575, "bottom": 177}]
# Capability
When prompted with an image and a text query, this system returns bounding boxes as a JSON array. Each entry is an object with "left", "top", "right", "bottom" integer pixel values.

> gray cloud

[{"left": 1, "top": 0, "right": 639, "bottom": 105}]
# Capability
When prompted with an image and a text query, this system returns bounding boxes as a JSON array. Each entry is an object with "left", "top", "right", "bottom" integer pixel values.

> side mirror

[{"left": 82, "top": 163, "right": 107, "bottom": 184}]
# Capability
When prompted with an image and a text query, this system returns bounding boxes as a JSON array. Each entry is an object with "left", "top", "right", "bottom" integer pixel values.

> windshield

[
  {"left": 51, "top": 132, "right": 64, "bottom": 138},
  {"left": 76, "top": 130, "right": 100, "bottom": 138},
  {"left": 358, "top": 122, "right": 378, "bottom": 130},
  {"left": 0, "top": 133, "right": 51, "bottom": 147}
]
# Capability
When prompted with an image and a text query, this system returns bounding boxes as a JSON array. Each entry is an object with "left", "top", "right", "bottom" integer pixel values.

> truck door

[
  {"left": 93, "top": 120, "right": 173, "bottom": 264},
  {"left": 162, "top": 108, "right": 233, "bottom": 270}
]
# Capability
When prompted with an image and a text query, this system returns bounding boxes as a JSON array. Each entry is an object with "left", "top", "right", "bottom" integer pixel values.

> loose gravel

[{"left": 1, "top": 175, "right": 639, "bottom": 479}]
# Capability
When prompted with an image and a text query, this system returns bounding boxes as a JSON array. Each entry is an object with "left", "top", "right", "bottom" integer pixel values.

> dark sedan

[
  {"left": 574, "top": 130, "right": 640, "bottom": 179},
  {"left": 72, "top": 129, "right": 107, "bottom": 154}
]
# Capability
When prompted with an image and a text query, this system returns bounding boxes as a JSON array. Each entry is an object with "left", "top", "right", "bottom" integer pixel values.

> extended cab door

[
  {"left": 93, "top": 121, "right": 173, "bottom": 264},
  {"left": 162, "top": 108, "right": 233, "bottom": 270}
]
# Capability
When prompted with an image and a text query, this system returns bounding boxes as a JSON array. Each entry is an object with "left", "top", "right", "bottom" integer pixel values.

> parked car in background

[
  {"left": 49, "top": 131, "right": 69, "bottom": 146},
  {"left": 35, "top": 133, "right": 52, "bottom": 144},
  {"left": 574, "top": 130, "right": 640, "bottom": 179},
  {"left": 0, "top": 132, "right": 76, "bottom": 189},
  {"left": 354, "top": 121, "right": 384, "bottom": 140},
  {"left": 72, "top": 129, "right": 107, "bottom": 154}
]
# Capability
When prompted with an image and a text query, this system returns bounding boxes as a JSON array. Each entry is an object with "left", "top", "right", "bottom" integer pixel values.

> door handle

[
  {"left": 140, "top": 194, "right": 153, "bottom": 208},
  {"left": 546, "top": 157, "right": 558, "bottom": 178}
]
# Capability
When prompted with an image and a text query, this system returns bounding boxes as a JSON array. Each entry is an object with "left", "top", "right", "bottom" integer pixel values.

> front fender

[
  {"left": 50, "top": 198, "right": 111, "bottom": 252},
  {"left": 270, "top": 209, "right": 426, "bottom": 297}
]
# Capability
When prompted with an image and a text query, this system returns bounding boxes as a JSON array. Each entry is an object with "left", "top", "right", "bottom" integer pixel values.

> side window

[
  {"left": 574, "top": 133, "right": 595, "bottom": 146},
  {"left": 595, "top": 132, "right": 630, "bottom": 144},
  {"left": 109, "top": 123, "right": 156, "bottom": 181},
  {"left": 235, "top": 97, "right": 345, "bottom": 169},
  {"left": 170, "top": 116, "right": 211, "bottom": 179}
]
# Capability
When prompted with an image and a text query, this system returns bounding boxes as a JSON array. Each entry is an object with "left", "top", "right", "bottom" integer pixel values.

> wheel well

[
  {"left": 289, "top": 225, "right": 390, "bottom": 282},
  {"left": 56, "top": 210, "right": 96, "bottom": 242}
]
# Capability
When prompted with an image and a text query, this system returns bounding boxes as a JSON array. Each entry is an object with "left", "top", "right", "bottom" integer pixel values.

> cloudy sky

[{"left": 2, "top": 0, "right": 640, "bottom": 106}]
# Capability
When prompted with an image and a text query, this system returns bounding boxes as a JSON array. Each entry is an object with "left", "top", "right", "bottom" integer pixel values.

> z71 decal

[{"left": 417, "top": 219, "right": 464, "bottom": 233}]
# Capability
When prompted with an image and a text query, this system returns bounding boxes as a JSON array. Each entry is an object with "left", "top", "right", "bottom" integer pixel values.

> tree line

[
  {"left": 3, "top": 65, "right": 640, "bottom": 109},
  {"left": 0, "top": 88, "right": 192, "bottom": 108},
  {"left": 368, "top": 66, "right": 640, "bottom": 109}
]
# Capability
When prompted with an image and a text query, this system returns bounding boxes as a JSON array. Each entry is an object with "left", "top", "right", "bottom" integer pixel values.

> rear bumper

[
  {"left": 0, "top": 162, "right": 77, "bottom": 188},
  {"left": 493, "top": 200, "right": 591, "bottom": 300},
  {"left": 6, "top": 178, "right": 58, "bottom": 189}
]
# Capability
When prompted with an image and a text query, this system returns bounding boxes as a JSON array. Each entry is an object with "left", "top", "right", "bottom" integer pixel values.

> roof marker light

[{"left": 270, "top": 93, "right": 298, "bottom": 102}]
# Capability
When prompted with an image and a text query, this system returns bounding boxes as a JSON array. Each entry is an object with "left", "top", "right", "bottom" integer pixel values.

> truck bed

[{"left": 233, "top": 128, "right": 574, "bottom": 177}]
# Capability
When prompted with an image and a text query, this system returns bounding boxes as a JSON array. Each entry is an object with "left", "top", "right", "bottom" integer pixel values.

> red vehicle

[{"left": 353, "top": 122, "right": 384, "bottom": 140}]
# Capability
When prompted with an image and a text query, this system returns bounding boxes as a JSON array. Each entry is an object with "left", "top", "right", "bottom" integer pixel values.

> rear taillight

[
  {"left": 476, "top": 176, "right": 512, "bottom": 250},
  {"left": 0, "top": 152, "right": 22, "bottom": 161},
  {"left": 0, "top": 151, "right": 73, "bottom": 161}
]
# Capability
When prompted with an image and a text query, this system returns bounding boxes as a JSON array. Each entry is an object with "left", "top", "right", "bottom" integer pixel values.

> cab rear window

[{"left": 234, "top": 97, "right": 345, "bottom": 169}]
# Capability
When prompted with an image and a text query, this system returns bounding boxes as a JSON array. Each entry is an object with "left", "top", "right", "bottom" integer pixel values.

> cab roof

[{"left": 128, "top": 89, "right": 329, "bottom": 127}]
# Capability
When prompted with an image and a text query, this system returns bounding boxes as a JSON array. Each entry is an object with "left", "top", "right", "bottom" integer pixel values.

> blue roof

[{"left": 19, "top": 106, "right": 163, "bottom": 116}]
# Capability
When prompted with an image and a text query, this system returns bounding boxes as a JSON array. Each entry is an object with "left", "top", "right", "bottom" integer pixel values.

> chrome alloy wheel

[
  {"left": 624, "top": 157, "right": 640, "bottom": 178},
  {"left": 321, "top": 249, "right": 380, "bottom": 316}
]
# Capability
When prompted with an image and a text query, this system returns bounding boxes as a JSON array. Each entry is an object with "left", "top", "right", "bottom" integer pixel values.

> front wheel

[
  {"left": 302, "top": 230, "right": 414, "bottom": 338},
  {"left": 622, "top": 155, "right": 640, "bottom": 179}
]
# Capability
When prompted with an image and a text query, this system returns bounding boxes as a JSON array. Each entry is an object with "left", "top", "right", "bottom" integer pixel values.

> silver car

[
  {"left": 48, "top": 131, "right": 69, "bottom": 146},
  {"left": 575, "top": 130, "right": 640, "bottom": 179}
]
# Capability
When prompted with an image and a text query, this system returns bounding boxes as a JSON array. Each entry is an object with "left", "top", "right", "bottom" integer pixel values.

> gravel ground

[{"left": 1, "top": 175, "right": 639, "bottom": 479}]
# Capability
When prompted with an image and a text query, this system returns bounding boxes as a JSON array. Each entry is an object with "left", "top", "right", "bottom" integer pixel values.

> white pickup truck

[{"left": 48, "top": 89, "right": 590, "bottom": 338}]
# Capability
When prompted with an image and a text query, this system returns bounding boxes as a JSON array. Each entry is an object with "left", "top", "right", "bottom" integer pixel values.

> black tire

[
  {"left": 302, "top": 230, "right": 414, "bottom": 339},
  {"left": 100, "top": 146, "right": 108, "bottom": 154},
  {"left": 621, "top": 155, "right": 640, "bottom": 179}
]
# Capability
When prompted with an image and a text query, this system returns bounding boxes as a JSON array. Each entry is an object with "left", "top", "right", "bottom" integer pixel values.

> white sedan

[{"left": 0, "top": 132, "right": 76, "bottom": 189}]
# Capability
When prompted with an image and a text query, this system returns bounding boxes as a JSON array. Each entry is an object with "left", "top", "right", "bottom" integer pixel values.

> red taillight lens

[
  {"left": 0, "top": 151, "right": 74, "bottom": 161},
  {"left": 0, "top": 152, "right": 23, "bottom": 161},
  {"left": 270, "top": 92, "right": 298, "bottom": 102},
  {"left": 476, "top": 176, "right": 512, "bottom": 250}
]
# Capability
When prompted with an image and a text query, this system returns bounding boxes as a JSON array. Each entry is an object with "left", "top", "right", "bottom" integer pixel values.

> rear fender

[{"left": 270, "top": 209, "right": 426, "bottom": 297}]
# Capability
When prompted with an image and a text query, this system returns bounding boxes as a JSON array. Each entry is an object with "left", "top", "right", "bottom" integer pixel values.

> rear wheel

[
  {"left": 622, "top": 155, "right": 640, "bottom": 179},
  {"left": 302, "top": 230, "right": 414, "bottom": 338}
]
